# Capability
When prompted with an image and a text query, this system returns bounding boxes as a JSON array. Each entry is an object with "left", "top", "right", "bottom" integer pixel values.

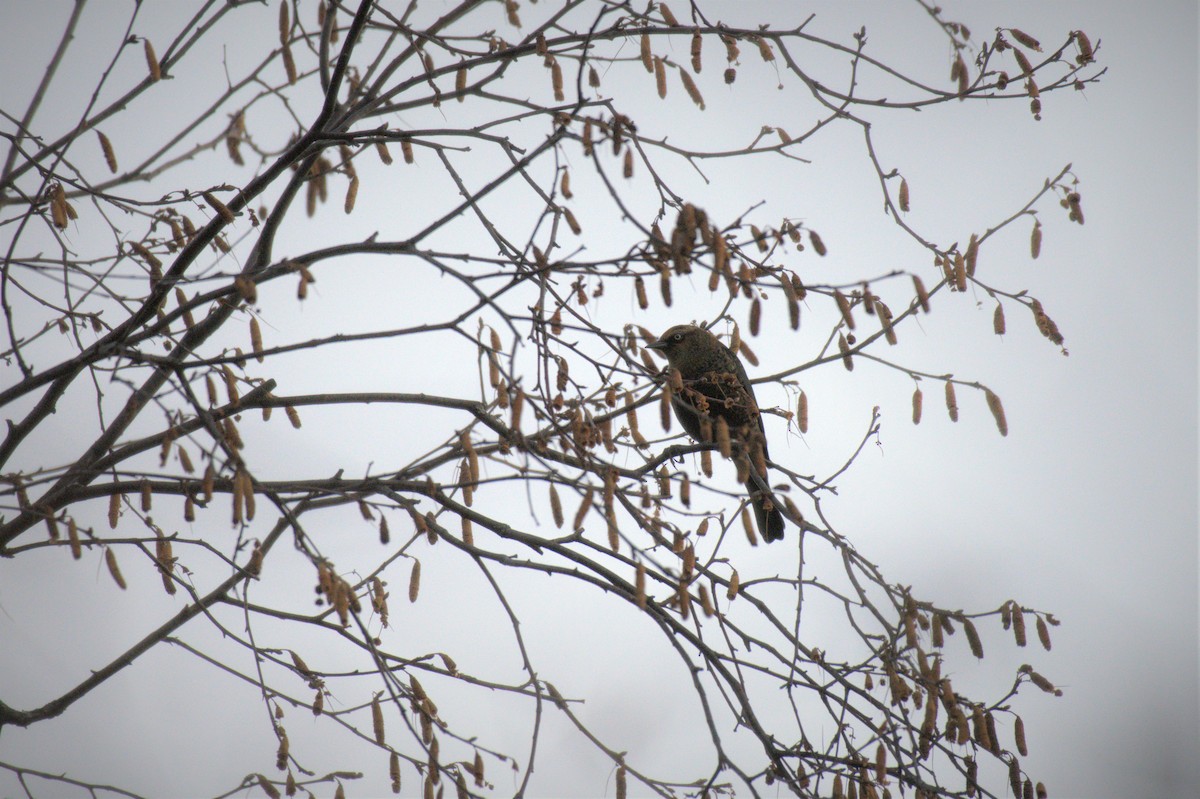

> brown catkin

[
  {"left": 105, "top": 547, "right": 127, "bottom": 589},
  {"left": 143, "top": 39, "right": 161, "bottom": 81},
  {"left": 654, "top": 56, "right": 667, "bottom": 99},
  {"left": 834, "top": 290, "right": 855, "bottom": 329},
  {"left": 371, "top": 694, "right": 386, "bottom": 744},
  {"left": 797, "top": 390, "right": 809, "bottom": 434},
  {"left": 962, "top": 617, "right": 984, "bottom": 658},
  {"left": 550, "top": 58, "right": 564, "bottom": 102},
  {"left": 985, "top": 389, "right": 1008, "bottom": 436},
  {"left": 1009, "top": 28, "right": 1042, "bottom": 51},
  {"left": 741, "top": 506, "right": 757, "bottom": 546},
  {"left": 97, "top": 131, "right": 118, "bottom": 173},
  {"left": 899, "top": 178, "right": 910, "bottom": 212},
  {"left": 409, "top": 559, "right": 421, "bottom": 602},
  {"left": 837, "top": 333, "right": 853, "bottom": 371},
  {"left": 1036, "top": 616, "right": 1052, "bottom": 650},
  {"left": 527, "top": 474, "right": 557, "bottom": 527},
  {"left": 912, "top": 387, "right": 923, "bottom": 424},
  {"left": 994, "top": 304, "right": 1007, "bottom": 335},
  {"left": 203, "top": 191, "right": 236, "bottom": 224},
  {"left": 108, "top": 492, "right": 121, "bottom": 528},
  {"left": 944, "top": 381, "right": 959, "bottom": 422},
  {"left": 680, "top": 71, "right": 705, "bottom": 109},
  {"left": 1030, "top": 221, "right": 1042, "bottom": 258},
  {"left": 639, "top": 33, "right": 653, "bottom": 72},
  {"left": 1015, "top": 714, "right": 1029, "bottom": 756},
  {"left": 68, "top": 517, "right": 82, "bottom": 559},
  {"left": 691, "top": 32, "right": 703, "bottom": 72}
]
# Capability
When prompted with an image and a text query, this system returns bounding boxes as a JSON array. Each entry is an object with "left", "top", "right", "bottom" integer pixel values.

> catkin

[
  {"left": 1009, "top": 28, "right": 1042, "bottom": 51},
  {"left": 144, "top": 39, "right": 161, "bottom": 81},
  {"left": 679, "top": 70, "right": 705, "bottom": 109},
  {"left": 985, "top": 389, "right": 1008, "bottom": 436},
  {"left": 105, "top": 547, "right": 127, "bottom": 589},
  {"left": 944, "top": 381, "right": 959, "bottom": 422},
  {"left": 98, "top": 131, "right": 118, "bottom": 173},
  {"left": 409, "top": 559, "right": 421, "bottom": 602}
]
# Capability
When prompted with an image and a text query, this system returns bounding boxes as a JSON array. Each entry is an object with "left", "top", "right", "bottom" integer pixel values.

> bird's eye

[{"left": 672, "top": 333, "right": 683, "bottom": 342}]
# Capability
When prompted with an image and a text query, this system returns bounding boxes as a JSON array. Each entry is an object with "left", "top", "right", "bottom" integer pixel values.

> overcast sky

[{"left": 0, "top": 2, "right": 1196, "bottom": 798}]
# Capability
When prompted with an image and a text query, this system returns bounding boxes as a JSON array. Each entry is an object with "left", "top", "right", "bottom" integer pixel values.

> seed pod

[
  {"left": 144, "top": 38, "right": 162, "bottom": 81},
  {"left": 944, "top": 381, "right": 958, "bottom": 422},
  {"left": 1015, "top": 714, "right": 1029, "bottom": 756},
  {"left": 105, "top": 547, "right": 127, "bottom": 589},
  {"left": 912, "top": 387, "right": 923, "bottom": 425},
  {"left": 797, "top": 390, "right": 809, "bottom": 434},
  {"left": 898, "top": 178, "right": 910, "bottom": 212},
  {"left": 97, "top": 131, "right": 118, "bottom": 173},
  {"left": 985, "top": 389, "right": 1008, "bottom": 436}
]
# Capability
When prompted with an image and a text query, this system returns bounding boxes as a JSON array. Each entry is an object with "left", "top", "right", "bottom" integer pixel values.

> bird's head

[{"left": 647, "top": 324, "right": 724, "bottom": 373}]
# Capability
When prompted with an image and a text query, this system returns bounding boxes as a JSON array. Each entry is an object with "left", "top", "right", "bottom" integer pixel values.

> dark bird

[{"left": 647, "top": 324, "right": 786, "bottom": 542}]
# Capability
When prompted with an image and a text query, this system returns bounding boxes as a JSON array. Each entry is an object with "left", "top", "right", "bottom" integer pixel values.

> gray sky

[{"left": 0, "top": 2, "right": 1196, "bottom": 797}]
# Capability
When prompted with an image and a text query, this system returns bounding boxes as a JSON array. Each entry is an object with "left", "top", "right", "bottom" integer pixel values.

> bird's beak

[{"left": 646, "top": 339, "right": 667, "bottom": 351}]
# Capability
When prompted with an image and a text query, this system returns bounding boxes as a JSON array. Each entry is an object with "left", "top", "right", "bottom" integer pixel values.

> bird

[{"left": 646, "top": 324, "right": 786, "bottom": 542}]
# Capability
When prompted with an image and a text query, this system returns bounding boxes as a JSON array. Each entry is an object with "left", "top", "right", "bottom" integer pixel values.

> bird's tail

[{"left": 745, "top": 475, "right": 785, "bottom": 543}]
